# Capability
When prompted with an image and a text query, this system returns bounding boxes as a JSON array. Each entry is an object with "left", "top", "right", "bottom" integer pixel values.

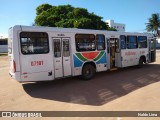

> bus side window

[
  {"left": 127, "top": 36, "right": 137, "bottom": 49},
  {"left": 96, "top": 34, "right": 105, "bottom": 50},
  {"left": 138, "top": 36, "right": 147, "bottom": 48},
  {"left": 75, "top": 34, "right": 95, "bottom": 52},
  {"left": 120, "top": 35, "right": 126, "bottom": 49},
  {"left": 0, "top": 40, "right": 8, "bottom": 45}
]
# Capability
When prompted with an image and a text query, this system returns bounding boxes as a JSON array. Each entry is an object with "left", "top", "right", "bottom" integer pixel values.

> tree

[
  {"left": 35, "top": 4, "right": 110, "bottom": 30},
  {"left": 108, "top": 27, "right": 117, "bottom": 31},
  {"left": 146, "top": 13, "right": 160, "bottom": 36},
  {"left": 36, "top": 4, "right": 52, "bottom": 15}
]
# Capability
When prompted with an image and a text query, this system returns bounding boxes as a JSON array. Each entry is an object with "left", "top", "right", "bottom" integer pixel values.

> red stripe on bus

[{"left": 82, "top": 52, "right": 99, "bottom": 60}]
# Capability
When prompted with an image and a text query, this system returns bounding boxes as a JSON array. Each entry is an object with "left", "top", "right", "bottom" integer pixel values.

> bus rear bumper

[{"left": 9, "top": 71, "right": 21, "bottom": 82}]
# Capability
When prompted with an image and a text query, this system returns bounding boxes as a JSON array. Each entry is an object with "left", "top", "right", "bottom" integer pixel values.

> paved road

[{"left": 0, "top": 51, "right": 160, "bottom": 120}]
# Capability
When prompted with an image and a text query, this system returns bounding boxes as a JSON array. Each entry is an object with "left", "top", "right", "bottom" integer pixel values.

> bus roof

[{"left": 12, "top": 25, "right": 154, "bottom": 38}]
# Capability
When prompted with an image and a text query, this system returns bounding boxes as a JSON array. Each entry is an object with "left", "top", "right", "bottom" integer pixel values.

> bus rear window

[{"left": 20, "top": 32, "right": 49, "bottom": 55}]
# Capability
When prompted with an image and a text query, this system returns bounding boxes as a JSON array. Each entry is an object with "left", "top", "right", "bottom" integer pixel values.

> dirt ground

[{"left": 0, "top": 51, "right": 160, "bottom": 120}]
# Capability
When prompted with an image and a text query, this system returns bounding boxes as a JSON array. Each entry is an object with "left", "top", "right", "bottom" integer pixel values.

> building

[
  {"left": 106, "top": 19, "right": 125, "bottom": 32},
  {"left": 0, "top": 38, "right": 8, "bottom": 53}
]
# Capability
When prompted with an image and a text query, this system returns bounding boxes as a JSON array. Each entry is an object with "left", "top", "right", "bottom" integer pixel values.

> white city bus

[{"left": 8, "top": 25, "right": 156, "bottom": 82}]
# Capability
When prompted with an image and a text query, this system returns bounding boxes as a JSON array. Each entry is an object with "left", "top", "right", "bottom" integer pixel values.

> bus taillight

[{"left": 13, "top": 60, "right": 16, "bottom": 73}]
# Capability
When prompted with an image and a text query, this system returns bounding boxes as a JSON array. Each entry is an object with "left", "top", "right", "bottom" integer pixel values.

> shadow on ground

[{"left": 22, "top": 64, "right": 160, "bottom": 106}]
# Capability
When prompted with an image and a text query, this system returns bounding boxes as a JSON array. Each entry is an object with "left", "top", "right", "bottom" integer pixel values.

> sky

[{"left": 0, "top": 0, "right": 160, "bottom": 38}]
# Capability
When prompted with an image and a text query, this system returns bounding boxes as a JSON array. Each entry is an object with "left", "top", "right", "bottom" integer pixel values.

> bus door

[
  {"left": 53, "top": 38, "right": 71, "bottom": 78},
  {"left": 109, "top": 38, "right": 119, "bottom": 69},
  {"left": 149, "top": 39, "right": 156, "bottom": 62}
]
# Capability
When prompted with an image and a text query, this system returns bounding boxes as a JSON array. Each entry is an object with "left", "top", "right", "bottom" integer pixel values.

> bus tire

[
  {"left": 138, "top": 57, "right": 144, "bottom": 68},
  {"left": 82, "top": 64, "right": 96, "bottom": 80}
]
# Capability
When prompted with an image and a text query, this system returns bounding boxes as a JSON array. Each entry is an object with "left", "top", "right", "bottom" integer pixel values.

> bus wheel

[
  {"left": 138, "top": 57, "right": 144, "bottom": 68},
  {"left": 82, "top": 64, "right": 96, "bottom": 80}
]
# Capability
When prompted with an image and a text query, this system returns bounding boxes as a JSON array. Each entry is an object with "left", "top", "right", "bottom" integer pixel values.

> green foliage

[
  {"left": 35, "top": 4, "right": 109, "bottom": 30},
  {"left": 108, "top": 27, "right": 117, "bottom": 31},
  {"left": 36, "top": 4, "right": 52, "bottom": 15},
  {"left": 146, "top": 13, "right": 160, "bottom": 36}
]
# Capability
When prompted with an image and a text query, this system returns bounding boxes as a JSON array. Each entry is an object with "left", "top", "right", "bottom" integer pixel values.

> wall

[{"left": 106, "top": 20, "right": 125, "bottom": 32}]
